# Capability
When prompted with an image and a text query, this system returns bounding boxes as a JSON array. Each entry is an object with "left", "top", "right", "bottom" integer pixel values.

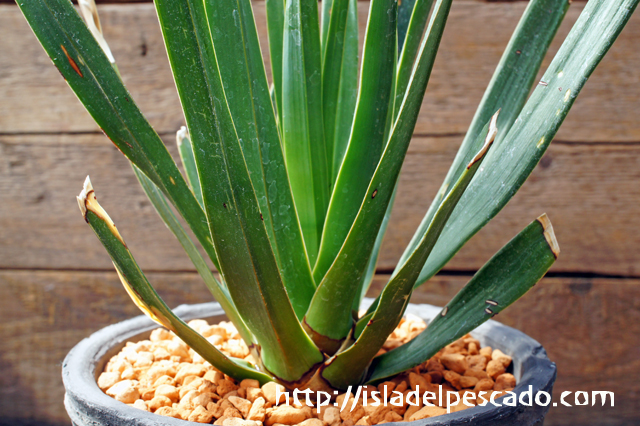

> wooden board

[
  {"left": 1, "top": 1, "right": 639, "bottom": 426},
  {"left": 1, "top": 269, "right": 638, "bottom": 425},
  {"left": 380, "top": 137, "right": 640, "bottom": 276},
  {"left": 0, "top": 269, "right": 214, "bottom": 424},
  {"left": 1, "top": 2, "right": 639, "bottom": 141},
  {"left": 369, "top": 274, "right": 640, "bottom": 426},
  {"left": 2, "top": 133, "right": 639, "bottom": 276}
]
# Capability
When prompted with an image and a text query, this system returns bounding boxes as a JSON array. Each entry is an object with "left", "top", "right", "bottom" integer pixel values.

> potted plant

[{"left": 16, "top": 0, "right": 637, "bottom": 424}]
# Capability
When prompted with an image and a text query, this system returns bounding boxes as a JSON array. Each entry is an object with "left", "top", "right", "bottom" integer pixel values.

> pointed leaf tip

[
  {"left": 537, "top": 213, "right": 560, "bottom": 258},
  {"left": 467, "top": 110, "right": 500, "bottom": 169}
]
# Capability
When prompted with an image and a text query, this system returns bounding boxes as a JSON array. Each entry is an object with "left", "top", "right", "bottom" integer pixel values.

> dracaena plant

[{"left": 18, "top": 0, "right": 637, "bottom": 391}]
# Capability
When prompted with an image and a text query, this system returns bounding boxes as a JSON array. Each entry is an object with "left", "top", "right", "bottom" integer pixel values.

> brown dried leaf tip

[
  {"left": 176, "top": 126, "right": 188, "bottom": 147},
  {"left": 78, "top": 0, "right": 116, "bottom": 64},
  {"left": 76, "top": 175, "right": 93, "bottom": 222},
  {"left": 467, "top": 110, "right": 499, "bottom": 169},
  {"left": 536, "top": 213, "right": 560, "bottom": 259},
  {"left": 77, "top": 176, "right": 127, "bottom": 247}
]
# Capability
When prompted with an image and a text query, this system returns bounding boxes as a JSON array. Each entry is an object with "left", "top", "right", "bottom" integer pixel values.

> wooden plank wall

[{"left": 0, "top": 1, "right": 638, "bottom": 425}]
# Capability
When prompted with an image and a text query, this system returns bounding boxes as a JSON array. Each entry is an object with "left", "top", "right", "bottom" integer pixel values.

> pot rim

[{"left": 63, "top": 301, "right": 556, "bottom": 426}]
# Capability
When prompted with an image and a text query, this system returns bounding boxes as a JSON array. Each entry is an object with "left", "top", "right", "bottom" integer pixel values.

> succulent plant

[{"left": 18, "top": 0, "right": 637, "bottom": 392}]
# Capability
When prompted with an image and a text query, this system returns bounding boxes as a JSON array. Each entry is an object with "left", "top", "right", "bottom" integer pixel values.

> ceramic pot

[{"left": 63, "top": 302, "right": 556, "bottom": 426}]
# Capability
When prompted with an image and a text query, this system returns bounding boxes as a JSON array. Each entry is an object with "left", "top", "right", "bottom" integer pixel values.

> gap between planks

[{"left": 2, "top": 132, "right": 640, "bottom": 146}]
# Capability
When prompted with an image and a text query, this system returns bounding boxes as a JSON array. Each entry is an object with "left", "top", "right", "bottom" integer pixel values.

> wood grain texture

[
  {"left": 370, "top": 274, "right": 640, "bottom": 426},
  {"left": 2, "top": 133, "right": 639, "bottom": 275},
  {"left": 0, "top": 270, "right": 637, "bottom": 425},
  {"left": 0, "top": 133, "right": 194, "bottom": 272},
  {"left": 379, "top": 137, "right": 640, "bottom": 276},
  {"left": 1, "top": 2, "right": 638, "bottom": 140},
  {"left": 1, "top": 1, "right": 638, "bottom": 426},
  {"left": 0, "top": 269, "right": 214, "bottom": 424}
]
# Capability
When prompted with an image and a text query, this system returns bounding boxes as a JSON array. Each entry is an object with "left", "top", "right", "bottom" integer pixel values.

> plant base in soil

[{"left": 98, "top": 316, "right": 516, "bottom": 425}]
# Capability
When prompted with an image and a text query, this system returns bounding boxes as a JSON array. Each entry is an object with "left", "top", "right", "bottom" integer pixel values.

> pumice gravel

[{"left": 99, "top": 316, "right": 514, "bottom": 425}]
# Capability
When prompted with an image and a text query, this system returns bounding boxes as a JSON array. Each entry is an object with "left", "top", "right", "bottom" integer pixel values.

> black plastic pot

[{"left": 63, "top": 302, "right": 556, "bottom": 426}]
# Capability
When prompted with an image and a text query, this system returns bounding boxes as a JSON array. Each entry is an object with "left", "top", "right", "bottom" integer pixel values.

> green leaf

[
  {"left": 77, "top": 178, "right": 271, "bottom": 384},
  {"left": 15, "top": 0, "right": 220, "bottom": 272},
  {"left": 322, "top": 113, "right": 497, "bottom": 389},
  {"left": 204, "top": 0, "right": 276, "bottom": 245},
  {"left": 382, "top": 38, "right": 399, "bottom": 149},
  {"left": 132, "top": 166, "right": 254, "bottom": 345},
  {"left": 331, "top": 0, "right": 359, "bottom": 182},
  {"left": 397, "top": 0, "right": 569, "bottom": 272},
  {"left": 367, "top": 214, "right": 559, "bottom": 383},
  {"left": 394, "top": 0, "right": 435, "bottom": 121},
  {"left": 351, "top": 181, "right": 398, "bottom": 314},
  {"left": 176, "top": 127, "right": 204, "bottom": 208},
  {"left": 323, "top": 0, "right": 359, "bottom": 183},
  {"left": 413, "top": 0, "right": 638, "bottom": 286},
  {"left": 153, "top": 0, "right": 323, "bottom": 382},
  {"left": 313, "top": 0, "right": 398, "bottom": 282},
  {"left": 282, "top": 0, "right": 330, "bottom": 265},
  {"left": 304, "top": 0, "right": 452, "bottom": 351},
  {"left": 397, "top": 0, "right": 417, "bottom": 53},
  {"left": 203, "top": 0, "right": 316, "bottom": 319},
  {"left": 353, "top": 312, "right": 373, "bottom": 340},
  {"left": 321, "top": 0, "right": 333, "bottom": 54},
  {"left": 266, "top": 0, "right": 286, "bottom": 122}
]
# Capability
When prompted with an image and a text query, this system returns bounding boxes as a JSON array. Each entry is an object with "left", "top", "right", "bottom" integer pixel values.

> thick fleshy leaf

[
  {"left": 304, "top": 0, "right": 452, "bottom": 352},
  {"left": 15, "top": 0, "right": 220, "bottom": 271},
  {"left": 313, "top": 0, "right": 398, "bottom": 283},
  {"left": 282, "top": 0, "right": 330, "bottom": 265},
  {"left": 154, "top": 0, "right": 323, "bottom": 382},
  {"left": 351, "top": 182, "right": 398, "bottom": 313},
  {"left": 352, "top": 60, "right": 400, "bottom": 308},
  {"left": 397, "top": 0, "right": 417, "bottom": 53},
  {"left": 323, "top": 0, "right": 359, "bottom": 183},
  {"left": 394, "top": 0, "right": 435, "bottom": 120},
  {"left": 322, "top": 114, "right": 497, "bottom": 389},
  {"left": 321, "top": 0, "right": 333, "bottom": 54},
  {"left": 204, "top": 0, "right": 316, "bottom": 319},
  {"left": 132, "top": 166, "right": 254, "bottom": 345},
  {"left": 413, "top": 0, "right": 638, "bottom": 286},
  {"left": 77, "top": 178, "right": 271, "bottom": 384},
  {"left": 266, "top": 0, "right": 286, "bottom": 121},
  {"left": 382, "top": 40, "right": 399, "bottom": 149},
  {"left": 397, "top": 0, "right": 569, "bottom": 272},
  {"left": 205, "top": 0, "right": 276, "bottom": 246},
  {"left": 367, "top": 214, "right": 559, "bottom": 383},
  {"left": 176, "top": 127, "right": 204, "bottom": 208},
  {"left": 331, "top": 0, "right": 359, "bottom": 182}
]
